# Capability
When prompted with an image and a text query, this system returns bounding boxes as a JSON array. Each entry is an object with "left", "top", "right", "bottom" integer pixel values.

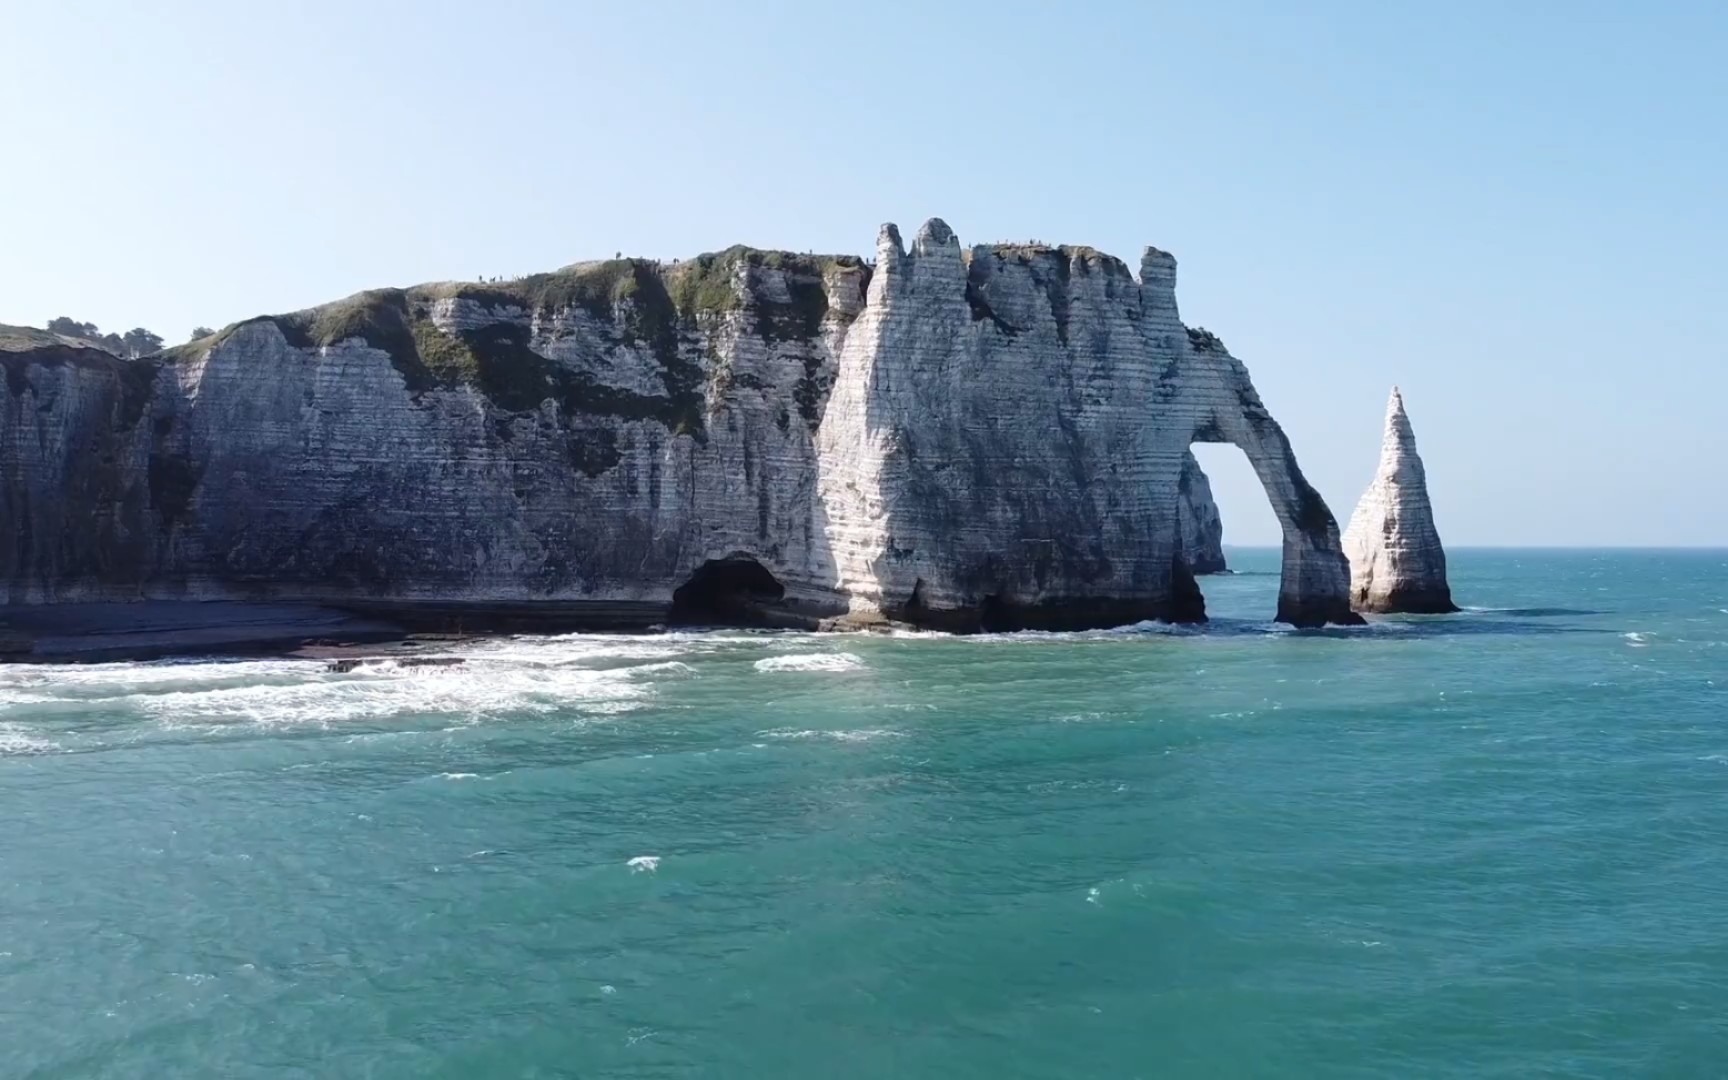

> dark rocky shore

[{"left": 0, "top": 601, "right": 438, "bottom": 664}]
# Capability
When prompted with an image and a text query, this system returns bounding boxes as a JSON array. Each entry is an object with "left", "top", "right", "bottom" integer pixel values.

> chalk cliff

[
  {"left": 1, "top": 218, "right": 1358, "bottom": 629},
  {"left": 1342, "top": 387, "right": 1458, "bottom": 613},
  {"left": 1176, "top": 452, "right": 1227, "bottom": 575}
]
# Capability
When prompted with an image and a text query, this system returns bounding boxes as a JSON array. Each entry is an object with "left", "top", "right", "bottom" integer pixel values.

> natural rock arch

[
  {"left": 1183, "top": 378, "right": 1360, "bottom": 627},
  {"left": 816, "top": 219, "right": 1361, "bottom": 630},
  {"left": 1, "top": 216, "right": 1360, "bottom": 632}
]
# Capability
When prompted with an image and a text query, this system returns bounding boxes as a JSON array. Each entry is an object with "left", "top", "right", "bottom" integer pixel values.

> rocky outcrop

[
  {"left": 1176, "top": 452, "right": 1226, "bottom": 574},
  {"left": 1342, "top": 387, "right": 1458, "bottom": 613},
  {"left": 1, "top": 219, "right": 1360, "bottom": 630}
]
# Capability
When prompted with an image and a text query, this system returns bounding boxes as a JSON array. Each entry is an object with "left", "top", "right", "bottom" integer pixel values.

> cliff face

[
  {"left": 0, "top": 218, "right": 1357, "bottom": 629},
  {"left": 1342, "top": 387, "right": 1458, "bottom": 613},
  {"left": 1, "top": 339, "right": 155, "bottom": 603},
  {"left": 1176, "top": 452, "right": 1226, "bottom": 575}
]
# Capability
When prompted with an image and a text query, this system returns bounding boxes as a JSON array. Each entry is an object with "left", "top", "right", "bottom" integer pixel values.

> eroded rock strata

[
  {"left": 1342, "top": 387, "right": 1458, "bottom": 613},
  {"left": 1177, "top": 452, "right": 1227, "bottom": 575},
  {"left": 1, "top": 219, "right": 1359, "bottom": 631}
]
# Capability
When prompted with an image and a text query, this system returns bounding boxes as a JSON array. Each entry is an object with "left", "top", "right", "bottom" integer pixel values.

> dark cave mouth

[{"left": 668, "top": 558, "right": 786, "bottom": 626}]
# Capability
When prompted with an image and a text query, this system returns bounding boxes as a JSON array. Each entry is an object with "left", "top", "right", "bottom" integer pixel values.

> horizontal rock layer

[{"left": 1, "top": 219, "right": 1358, "bottom": 629}]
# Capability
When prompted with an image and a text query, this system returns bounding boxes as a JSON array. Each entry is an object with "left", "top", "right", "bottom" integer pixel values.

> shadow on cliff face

[{"left": 668, "top": 558, "right": 786, "bottom": 626}]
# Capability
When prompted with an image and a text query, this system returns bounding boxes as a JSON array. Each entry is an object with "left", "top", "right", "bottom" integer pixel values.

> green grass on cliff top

[
  {"left": 0, "top": 324, "right": 114, "bottom": 354},
  {"left": 413, "top": 247, "right": 867, "bottom": 320},
  {"left": 175, "top": 248, "right": 870, "bottom": 431},
  {"left": 180, "top": 247, "right": 870, "bottom": 428}
]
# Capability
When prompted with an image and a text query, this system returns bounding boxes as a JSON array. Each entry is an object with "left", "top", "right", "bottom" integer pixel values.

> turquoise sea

[{"left": 2, "top": 549, "right": 1726, "bottom": 1078}]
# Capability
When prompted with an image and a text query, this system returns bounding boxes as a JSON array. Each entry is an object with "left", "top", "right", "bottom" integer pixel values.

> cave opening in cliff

[{"left": 669, "top": 558, "right": 786, "bottom": 626}]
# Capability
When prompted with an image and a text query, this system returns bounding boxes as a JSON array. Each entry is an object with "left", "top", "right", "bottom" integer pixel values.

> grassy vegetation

[
  {"left": 0, "top": 324, "right": 158, "bottom": 428},
  {"left": 1186, "top": 327, "right": 1226, "bottom": 354},
  {"left": 666, "top": 251, "right": 746, "bottom": 317},
  {"left": 254, "top": 290, "right": 438, "bottom": 391},
  {"left": 184, "top": 245, "right": 865, "bottom": 434},
  {"left": 409, "top": 318, "right": 479, "bottom": 385},
  {"left": 159, "top": 339, "right": 214, "bottom": 367},
  {"left": 666, "top": 247, "right": 864, "bottom": 336},
  {"left": 0, "top": 324, "right": 69, "bottom": 352}
]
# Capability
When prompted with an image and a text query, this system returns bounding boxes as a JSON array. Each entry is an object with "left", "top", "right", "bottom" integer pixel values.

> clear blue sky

[{"left": 4, "top": 0, "right": 1724, "bottom": 545}]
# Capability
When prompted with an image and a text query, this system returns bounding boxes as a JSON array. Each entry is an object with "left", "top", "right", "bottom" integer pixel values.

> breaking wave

[
  {"left": 757, "top": 727, "right": 904, "bottom": 742},
  {"left": 0, "top": 634, "right": 733, "bottom": 741},
  {"left": 754, "top": 653, "right": 865, "bottom": 673},
  {"left": 0, "top": 722, "right": 57, "bottom": 756}
]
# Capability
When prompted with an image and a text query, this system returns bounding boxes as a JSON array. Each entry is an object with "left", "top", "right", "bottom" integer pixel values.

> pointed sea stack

[{"left": 1342, "top": 387, "right": 1459, "bottom": 613}]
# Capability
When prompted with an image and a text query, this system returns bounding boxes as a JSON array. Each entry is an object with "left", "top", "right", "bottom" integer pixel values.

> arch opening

[
  {"left": 1181, "top": 427, "right": 1360, "bottom": 627},
  {"left": 1176, "top": 443, "right": 1264, "bottom": 623},
  {"left": 669, "top": 558, "right": 786, "bottom": 626}
]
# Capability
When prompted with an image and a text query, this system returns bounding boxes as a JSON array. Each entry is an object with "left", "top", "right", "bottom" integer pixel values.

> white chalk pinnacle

[{"left": 1342, "top": 387, "right": 1458, "bottom": 613}]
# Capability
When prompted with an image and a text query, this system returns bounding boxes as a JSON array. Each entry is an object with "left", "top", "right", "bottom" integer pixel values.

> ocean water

[{"left": 2, "top": 549, "right": 1726, "bottom": 1079}]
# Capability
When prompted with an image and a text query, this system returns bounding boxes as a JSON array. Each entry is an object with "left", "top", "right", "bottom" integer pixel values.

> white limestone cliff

[
  {"left": 1342, "top": 387, "right": 1458, "bottom": 613},
  {"left": 815, "top": 221, "right": 1355, "bottom": 628},
  {"left": 1177, "top": 452, "right": 1226, "bottom": 575},
  {"left": 1, "top": 218, "right": 1359, "bottom": 628}
]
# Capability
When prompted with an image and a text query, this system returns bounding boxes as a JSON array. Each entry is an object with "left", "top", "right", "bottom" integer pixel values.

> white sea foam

[
  {"left": 438, "top": 772, "right": 481, "bottom": 780},
  {"left": 0, "top": 636, "right": 710, "bottom": 729},
  {"left": 758, "top": 727, "right": 903, "bottom": 742},
  {"left": 754, "top": 652, "right": 864, "bottom": 673},
  {"left": 0, "top": 659, "right": 311, "bottom": 702},
  {"left": 470, "top": 638, "right": 691, "bottom": 666},
  {"left": 125, "top": 659, "right": 654, "bottom": 727},
  {"left": 1624, "top": 632, "right": 1650, "bottom": 647},
  {"left": 0, "top": 723, "right": 57, "bottom": 756},
  {"left": 624, "top": 661, "right": 694, "bottom": 677},
  {"left": 1055, "top": 711, "right": 1109, "bottom": 723},
  {"left": 1109, "top": 620, "right": 1203, "bottom": 636},
  {"left": 627, "top": 855, "right": 660, "bottom": 873}
]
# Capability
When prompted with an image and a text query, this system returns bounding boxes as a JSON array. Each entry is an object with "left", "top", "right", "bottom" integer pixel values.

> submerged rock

[
  {"left": 1176, "top": 452, "right": 1227, "bottom": 574},
  {"left": 0, "top": 219, "right": 1360, "bottom": 630},
  {"left": 1343, "top": 387, "right": 1459, "bottom": 613}
]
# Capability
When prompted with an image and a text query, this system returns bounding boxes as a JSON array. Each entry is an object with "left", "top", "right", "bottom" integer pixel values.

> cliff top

[
  {"left": 410, "top": 247, "right": 869, "bottom": 319},
  {"left": 168, "top": 245, "right": 872, "bottom": 362},
  {"left": 967, "top": 242, "right": 1135, "bottom": 278},
  {"left": 23, "top": 224, "right": 1192, "bottom": 430},
  {"left": 147, "top": 246, "right": 879, "bottom": 435},
  {"left": 0, "top": 323, "right": 116, "bottom": 354}
]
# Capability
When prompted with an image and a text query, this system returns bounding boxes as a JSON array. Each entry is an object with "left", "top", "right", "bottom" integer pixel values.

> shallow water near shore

[{"left": 3, "top": 549, "right": 1727, "bottom": 1077}]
